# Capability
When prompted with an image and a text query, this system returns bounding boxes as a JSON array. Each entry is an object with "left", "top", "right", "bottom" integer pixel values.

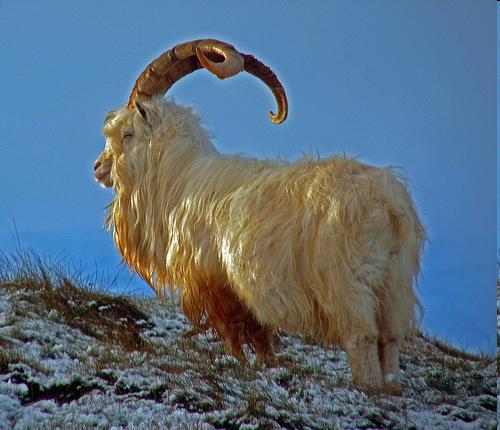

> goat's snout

[{"left": 94, "top": 157, "right": 112, "bottom": 188}]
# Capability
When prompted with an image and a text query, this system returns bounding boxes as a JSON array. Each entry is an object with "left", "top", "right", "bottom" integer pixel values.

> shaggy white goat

[{"left": 94, "top": 39, "right": 424, "bottom": 393}]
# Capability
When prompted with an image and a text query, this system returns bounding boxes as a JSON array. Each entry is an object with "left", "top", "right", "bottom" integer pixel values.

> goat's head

[{"left": 94, "top": 39, "right": 288, "bottom": 188}]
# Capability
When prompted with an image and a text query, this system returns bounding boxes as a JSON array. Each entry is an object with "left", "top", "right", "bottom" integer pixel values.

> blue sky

[{"left": 0, "top": 2, "right": 496, "bottom": 353}]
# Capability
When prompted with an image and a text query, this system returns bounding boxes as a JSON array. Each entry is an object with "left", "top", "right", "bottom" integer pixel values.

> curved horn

[
  {"left": 127, "top": 39, "right": 288, "bottom": 124},
  {"left": 243, "top": 54, "right": 288, "bottom": 124},
  {"left": 195, "top": 44, "right": 243, "bottom": 79}
]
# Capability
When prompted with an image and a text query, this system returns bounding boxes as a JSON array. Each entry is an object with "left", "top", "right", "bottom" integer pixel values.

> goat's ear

[{"left": 135, "top": 101, "right": 148, "bottom": 122}]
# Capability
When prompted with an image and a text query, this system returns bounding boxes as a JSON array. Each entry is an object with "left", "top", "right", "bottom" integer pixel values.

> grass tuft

[
  {"left": 0, "top": 248, "right": 153, "bottom": 353},
  {"left": 0, "top": 347, "right": 23, "bottom": 374}
]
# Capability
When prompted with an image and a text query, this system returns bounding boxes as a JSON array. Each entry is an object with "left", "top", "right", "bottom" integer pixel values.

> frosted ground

[{"left": 0, "top": 252, "right": 496, "bottom": 429}]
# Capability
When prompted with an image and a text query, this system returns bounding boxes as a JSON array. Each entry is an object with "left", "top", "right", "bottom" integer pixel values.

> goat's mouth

[{"left": 94, "top": 160, "right": 113, "bottom": 188}]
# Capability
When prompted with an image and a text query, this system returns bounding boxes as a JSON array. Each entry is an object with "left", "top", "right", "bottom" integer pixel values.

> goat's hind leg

[
  {"left": 343, "top": 281, "right": 383, "bottom": 391},
  {"left": 345, "top": 331, "right": 383, "bottom": 392},
  {"left": 378, "top": 337, "right": 401, "bottom": 394},
  {"left": 377, "top": 289, "right": 404, "bottom": 394}
]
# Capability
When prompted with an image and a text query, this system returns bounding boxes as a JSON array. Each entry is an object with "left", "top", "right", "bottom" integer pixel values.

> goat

[{"left": 94, "top": 39, "right": 425, "bottom": 393}]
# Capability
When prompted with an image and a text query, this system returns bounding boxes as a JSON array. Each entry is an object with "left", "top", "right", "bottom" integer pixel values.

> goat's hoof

[
  {"left": 256, "top": 352, "right": 276, "bottom": 368},
  {"left": 383, "top": 382, "right": 402, "bottom": 396},
  {"left": 382, "top": 374, "right": 402, "bottom": 395}
]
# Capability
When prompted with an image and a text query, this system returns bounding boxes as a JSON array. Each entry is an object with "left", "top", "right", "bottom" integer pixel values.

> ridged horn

[
  {"left": 127, "top": 39, "right": 288, "bottom": 124},
  {"left": 243, "top": 54, "right": 288, "bottom": 124}
]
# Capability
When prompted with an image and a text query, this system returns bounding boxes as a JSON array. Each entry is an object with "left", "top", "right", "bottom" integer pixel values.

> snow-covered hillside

[{"left": 0, "top": 253, "right": 496, "bottom": 429}]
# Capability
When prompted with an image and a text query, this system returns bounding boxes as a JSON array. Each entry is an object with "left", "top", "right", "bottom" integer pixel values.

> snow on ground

[{"left": 0, "top": 280, "right": 496, "bottom": 430}]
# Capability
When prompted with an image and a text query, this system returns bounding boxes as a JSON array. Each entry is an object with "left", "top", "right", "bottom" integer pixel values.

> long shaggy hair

[{"left": 96, "top": 96, "right": 425, "bottom": 391}]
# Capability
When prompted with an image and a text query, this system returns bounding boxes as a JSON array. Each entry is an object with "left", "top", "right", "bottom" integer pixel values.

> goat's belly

[{"left": 238, "top": 282, "right": 308, "bottom": 332}]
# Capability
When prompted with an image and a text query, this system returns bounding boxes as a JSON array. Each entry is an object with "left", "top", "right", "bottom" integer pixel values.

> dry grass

[
  {"left": 0, "top": 347, "right": 23, "bottom": 374},
  {"left": 0, "top": 248, "right": 153, "bottom": 354},
  {"left": 426, "top": 335, "right": 492, "bottom": 364}
]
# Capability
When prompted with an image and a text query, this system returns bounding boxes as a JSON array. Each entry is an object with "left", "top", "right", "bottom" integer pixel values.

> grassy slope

[{"left": 0, "top": 250, "right": 497, "bottom": 430}]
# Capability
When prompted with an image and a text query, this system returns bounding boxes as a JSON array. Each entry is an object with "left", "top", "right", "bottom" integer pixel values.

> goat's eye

[{"left": 122, "top": 131, "right": 134, "bottom": 141}]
